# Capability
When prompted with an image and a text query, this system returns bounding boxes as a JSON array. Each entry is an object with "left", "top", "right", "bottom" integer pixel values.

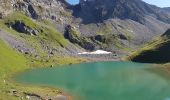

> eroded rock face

[
  {"left": 64, "top": 25, "right": 95, "bottom": 50},
  {"left": 28, "top": 4, "right": 38, "bottom": 19},
  {"left": 0, "top": 0, "right": 71, "bottom": 22},
  {"left": 14, "top": 2, "right": 39, "bottom": 19}
]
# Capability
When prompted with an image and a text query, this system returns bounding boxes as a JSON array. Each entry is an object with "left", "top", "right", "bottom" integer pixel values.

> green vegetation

[
  {"left": 0, "top": 12, "right": 70, "bottom": 61},
  {"left": 64, "top": 26, "right": 96, "bottom": 50},
  {"left": 0, "top": 12, "right": 87, "bottom": 99},
  {"left": 65, "top": 25, "right": 129, "bottom": 51},
  {"left": 0, "top": 37, "right": 86, "bottom": 100},
  {"left": 4, "top": 12, "right": 38, "bottom": 29},
  {"left": 0, "top": 39, "right": 28, "bottom": 77},
  {"left": 0, "top": 12, "right": 68, "bottom": 48},
  {"left": 0, "top": 39, "right": 28, "bottom": 100},
  {"left": 126, "top": 29, "right": 170, "bottom": 63},
  {"left": 105, "top": 34, "right": 124, "bottom": 49},
  {"left": 95, "top": 24, "right": 132, "bottom": 50},
  {"left": 96, "top": 24, "right": 113, "bottom": 35}
]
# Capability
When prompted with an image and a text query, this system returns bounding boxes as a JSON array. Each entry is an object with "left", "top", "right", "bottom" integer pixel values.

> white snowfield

[{"left": 78, "top": 50, "right": 112, "bottom": 55}]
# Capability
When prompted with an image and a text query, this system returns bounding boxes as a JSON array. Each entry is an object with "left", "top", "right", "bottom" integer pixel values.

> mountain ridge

[
  {"left": 73, "top": 0, "right": 170, "bottom": 24},
  {"left": 0, "top": 0, "right": 170, "bottom": 54}
]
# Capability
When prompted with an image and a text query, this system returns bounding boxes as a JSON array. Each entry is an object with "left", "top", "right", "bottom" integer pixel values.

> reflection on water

[
  {"left": 16, "top": 62, "right": 170, "bottom": 100},
  {"left": 165, "top": 98, "right": 170, "bottom": 100}
]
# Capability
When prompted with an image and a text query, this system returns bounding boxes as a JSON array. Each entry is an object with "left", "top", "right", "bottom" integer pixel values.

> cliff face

[
  {"left": 75, "top": 0, "right": 143, "bottom": 23},
  {"left": 0, "top": 0, "right": 71, "bottom": 21}
]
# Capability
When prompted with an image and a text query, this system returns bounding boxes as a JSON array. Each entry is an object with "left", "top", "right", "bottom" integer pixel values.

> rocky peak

[{"left": 73, "top": 0, "right": 170, "bottom": 24}]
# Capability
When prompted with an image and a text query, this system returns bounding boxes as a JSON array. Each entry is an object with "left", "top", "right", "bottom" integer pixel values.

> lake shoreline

[
  {"left": 15, "top": 61, "right": 170, "bottom": 100},
  {"left": 10, "top": 55, "right": 120, "bottom": 100},
  {"left": 11, "top": 54, "right": 170, "bottom": 100}
]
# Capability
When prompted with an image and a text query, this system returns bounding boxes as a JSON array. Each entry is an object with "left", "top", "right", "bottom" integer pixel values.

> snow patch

[{"left": 78, "top": 50, "right": 112, "bottom": 55}]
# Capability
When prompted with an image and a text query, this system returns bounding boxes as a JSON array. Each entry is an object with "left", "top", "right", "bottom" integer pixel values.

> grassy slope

[
  {"left": 0, "top": 12, "right": 87, "bottom": 99},
  {"left": 0, "top": 12, "right": 87, "bottom": 65},
  {"left": 0, "top": 12, "right": 68, "bottom": 51},
  {"left": 0, "top": 39, "right": 71, "bottom": 99},
  {"left": 0, "top": 39, "right": 28, "bottom": 100},
  {"left": 126, "top": 29, "right": 170, "bottom": 63}
]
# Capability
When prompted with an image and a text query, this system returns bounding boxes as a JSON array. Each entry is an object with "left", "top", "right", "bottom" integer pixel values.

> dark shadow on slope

[{"left": 132, "top": 41, "right": 170, "bottom": 64}]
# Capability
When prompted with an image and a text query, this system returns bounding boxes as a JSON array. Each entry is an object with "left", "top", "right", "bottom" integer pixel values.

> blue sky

[
  {"left": 67, "top": 0, "right": 79, "bottom": 5},
  {"left": 66, "top": 0, "right": 170, "bottom": 7},
  {"left": 143, "top": 0, "right": 170, "bottom": 7}
]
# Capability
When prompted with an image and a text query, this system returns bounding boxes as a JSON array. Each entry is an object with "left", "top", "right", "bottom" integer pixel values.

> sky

[
  {"left": 143, "top": 0, "right": 170, "bottom": 7},
  {"left": 66, "top": 0, "right": 170, "bottom": 7},
  {"left": 67, "top": 0, "right": 79, "bottom": 5}
]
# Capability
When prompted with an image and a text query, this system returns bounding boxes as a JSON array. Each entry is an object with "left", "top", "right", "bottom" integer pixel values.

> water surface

[{"left": 16, "top": 62, "right": 170, "bottom": 100}]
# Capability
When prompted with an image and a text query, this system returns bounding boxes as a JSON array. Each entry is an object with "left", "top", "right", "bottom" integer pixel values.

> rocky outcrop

[
  {"left": 13, "top": 1, "right": 39, "bottom": 19},
  {"left": 0, "top": 0, "right": 72, "bottom": 23},
  {"left": 6, "top": 88, "right": 68, "bottom": 100},
  {"left": 93, "top": 35, "right": 107, "bottom": 43},
  {"left": 6, "top": 20, "right": 38, "bottom": 35},
  {"left": 64, "top": 25, "right": 95, "bottom": 50},
  {"left": 64, "top": 25, "right": 127, "bottom": 51}
]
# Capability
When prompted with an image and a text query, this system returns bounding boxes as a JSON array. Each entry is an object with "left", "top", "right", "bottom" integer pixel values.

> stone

[
  {"left": 55, "top": 95, "right": 68, "bottom": 100},
  {"left": 51, "top": 15, "right": 57, "bottom": 20},
  {"left": 94, "top": 35, "right": 106, "bottom": 43},
  {"left": 0, "top": 13, "right": 3, "bottom": 19},
  {"left": 28, "top": 4, "right": 39, "bottom": 19},
  {"left": 6, "top": 20, "right": 39, "bottom": 35},
  {"left": 24, "top": 51, "right": 29, "bottom": 54},
  {"left": 50, "top": 65, "right": 54, "bottom": 68},
  {"left": 118, "top": 34, "right": 128, "bottom": 40}
]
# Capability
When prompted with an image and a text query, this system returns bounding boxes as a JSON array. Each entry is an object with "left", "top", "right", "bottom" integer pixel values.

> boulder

[
  {"left": 118, "top": 34, "right": 128, "bottom": 40},
  {"left": 94, "top": 35, "right": 106, "bottom": 43},
  {"left": 6, "top": 20, "right": 38, "bottom": 35},
  {"left": 0, "top": 13, "right": 3, "bottom": 19}
]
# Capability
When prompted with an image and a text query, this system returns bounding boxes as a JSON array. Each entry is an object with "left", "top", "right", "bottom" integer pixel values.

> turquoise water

[{"left": 16, "top": 62, "right": 170, "bottom": 100}]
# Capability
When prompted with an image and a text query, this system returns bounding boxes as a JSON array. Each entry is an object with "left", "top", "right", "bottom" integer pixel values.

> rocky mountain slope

[
  {"left": 75, "top": 0, "right": 170, "bottom": 24},
  {"left": 72, "top": 0, "right": 170, "bottom": 47},
  {"left": 1, "top": 0, "right": 170, "bottom": 99},
  {"left": 0, "top": 0, "right": 170, "bottom": 56},
  {"left": 164, "top": 7, "right": 170, "bottom": 12}
]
